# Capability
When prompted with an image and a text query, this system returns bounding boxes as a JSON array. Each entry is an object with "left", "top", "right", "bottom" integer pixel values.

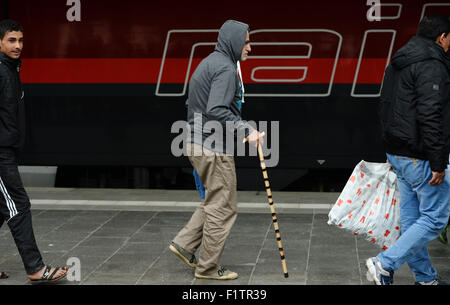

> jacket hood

[
  {"left": 215, "top": 20, "right": 249, "bottom": 63},
  {"left": 391, "top": 35, "right": 450, "bottom": 72}
]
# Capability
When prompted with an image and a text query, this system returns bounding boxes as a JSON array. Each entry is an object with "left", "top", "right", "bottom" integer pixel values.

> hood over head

[
  {"left": 215, "top": 20, "right": 249, "bottom": 63},
  {"left": 391, "top": 35, "right": 450, "bottom": 72}
]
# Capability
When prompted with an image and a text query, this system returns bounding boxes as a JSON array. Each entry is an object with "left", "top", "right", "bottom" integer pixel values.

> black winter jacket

[
  {"left": 379, "top": 36, "right": 450, "bottom": 172},
  {"left": 0, "top": 52, "right": 25, "bottom": 149}
]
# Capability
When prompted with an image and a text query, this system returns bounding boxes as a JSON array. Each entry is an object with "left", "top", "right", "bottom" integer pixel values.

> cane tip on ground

[{"left": 284, "top": 273, "right": 289, "bottom": 278}]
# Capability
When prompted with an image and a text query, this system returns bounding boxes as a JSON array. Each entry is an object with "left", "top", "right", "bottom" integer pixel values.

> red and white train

[{"left": 5, "top": 0, "right": 450, "bottom": 188}]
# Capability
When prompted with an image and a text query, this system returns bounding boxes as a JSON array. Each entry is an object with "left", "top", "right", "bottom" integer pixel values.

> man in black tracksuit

[
  {"left": 366, "top": 15, "right": 450, "bottom": 285},
  {"left": 0, "top": 19, "right": 68, "bottom": 282}
]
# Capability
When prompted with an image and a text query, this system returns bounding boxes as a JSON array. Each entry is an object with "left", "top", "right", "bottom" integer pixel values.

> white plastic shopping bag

[{"left": 327, "top": 160, "right": 401, "bottom": 249}]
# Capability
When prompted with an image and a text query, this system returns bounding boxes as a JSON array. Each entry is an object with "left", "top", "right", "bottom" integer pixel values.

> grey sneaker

[
  {"left": 415, "top": 277, "right": 449, "bottom": 285},
  {"left": 366, "top": 257, "right": 394, "bottom": 285},
  {"left": 195, "top": 266, "right": 238, "bottom": 280},
  {"left": 169, "top": 242, "right": 197, "bottom": 268}
]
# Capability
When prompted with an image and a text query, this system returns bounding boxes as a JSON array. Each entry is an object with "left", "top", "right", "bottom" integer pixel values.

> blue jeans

[{"left": 377, "top": 154, "right": 450, "bottom": 282}]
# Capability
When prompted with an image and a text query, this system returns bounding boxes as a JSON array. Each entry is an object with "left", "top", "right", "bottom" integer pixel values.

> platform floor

[{"left": 0, "top": 188, "right": 448, "bottom": 285}]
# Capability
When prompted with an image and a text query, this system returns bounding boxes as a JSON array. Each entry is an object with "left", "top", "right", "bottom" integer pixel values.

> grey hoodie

[{"left": 186, "top": 20, "right": 255, "bottom": 154}]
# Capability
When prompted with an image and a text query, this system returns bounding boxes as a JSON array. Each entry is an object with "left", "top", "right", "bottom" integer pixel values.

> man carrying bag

[{"left": 366, "top": 14, "right": 450, "bottom": 285}]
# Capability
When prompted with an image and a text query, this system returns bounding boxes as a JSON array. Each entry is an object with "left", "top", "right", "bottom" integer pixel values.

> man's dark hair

[
  {"left": 417, "top": 14, "right": 450, "bottom": 41},
  {"left": 0, "top": 19, "right": 23, "bottom": 40}
]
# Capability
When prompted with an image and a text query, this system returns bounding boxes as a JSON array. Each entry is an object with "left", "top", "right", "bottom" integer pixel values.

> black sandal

[
  {"left": 0, "top": 271, "right": 8, "bottom": 279},
  {"left": 30, "top": 266, "right": 68, "bottom": 284}
]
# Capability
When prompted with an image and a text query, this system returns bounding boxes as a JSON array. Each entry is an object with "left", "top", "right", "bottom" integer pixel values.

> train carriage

[{"left": 4, "top": 0, "right": 449, "bottom": 189}]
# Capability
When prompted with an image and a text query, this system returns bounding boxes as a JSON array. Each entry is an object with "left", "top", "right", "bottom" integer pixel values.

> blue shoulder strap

[{"left": 193, "top": 169, "right": 205, "bottom": 199}]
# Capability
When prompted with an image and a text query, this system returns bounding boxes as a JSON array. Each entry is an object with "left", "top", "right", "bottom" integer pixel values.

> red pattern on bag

[{"left": 328, "top": 161, "right": 401, "bottom": 250}]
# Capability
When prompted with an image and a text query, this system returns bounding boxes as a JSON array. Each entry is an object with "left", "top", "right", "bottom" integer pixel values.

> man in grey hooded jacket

[{"left": 169, "top": 20, "right": 263, "bottom": 280}]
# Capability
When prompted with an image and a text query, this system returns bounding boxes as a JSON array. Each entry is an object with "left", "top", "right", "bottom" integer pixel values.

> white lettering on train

[
  {"left": 66, "top": 0, "right": 81, "bottom": 22},
  {"left": 156, "top": 3, "right": 448, "bottom": 99}
]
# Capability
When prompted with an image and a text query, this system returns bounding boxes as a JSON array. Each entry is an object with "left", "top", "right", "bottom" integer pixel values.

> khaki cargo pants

[{"left": 173, "top": 142, "right": 237, "bottom": 275}]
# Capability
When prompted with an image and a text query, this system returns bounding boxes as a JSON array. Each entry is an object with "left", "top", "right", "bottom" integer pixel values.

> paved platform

[{"left": 0, "top": 188, "right": 448, "bottom": 285}]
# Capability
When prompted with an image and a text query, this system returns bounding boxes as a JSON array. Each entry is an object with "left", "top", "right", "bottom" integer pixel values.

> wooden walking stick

[{"left": 244, "top": 132, "right": 289, "bottom": 278}]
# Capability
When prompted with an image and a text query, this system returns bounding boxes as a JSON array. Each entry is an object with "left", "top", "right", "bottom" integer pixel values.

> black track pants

[{"left": 0, "top": 148, "right": 44, "bottom": 275}]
